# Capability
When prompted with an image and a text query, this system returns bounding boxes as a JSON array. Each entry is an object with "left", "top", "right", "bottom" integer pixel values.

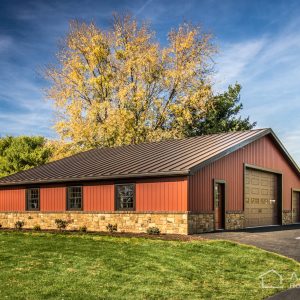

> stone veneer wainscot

[
  {"left": 282, "top": 210, "right": 292, "bottom": 225},
  {"left": 0, "top": 212, "right": 189, "bottom": 235},
  {"left": 225, "top": 212, "right": 245, "bottom": 230}
]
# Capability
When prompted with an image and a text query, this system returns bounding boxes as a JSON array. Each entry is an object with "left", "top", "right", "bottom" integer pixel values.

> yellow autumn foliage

[{"left": 45, "top": 14, "right": 216, "bottom": 159}]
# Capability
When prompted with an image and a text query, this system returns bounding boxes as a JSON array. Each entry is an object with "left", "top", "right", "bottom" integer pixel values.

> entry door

[
  {"left": 214, "top": 182, "right": 225, "bottom": 230},
  {"left": 292, "top": 191, "right": 300, "bottom": 223}
]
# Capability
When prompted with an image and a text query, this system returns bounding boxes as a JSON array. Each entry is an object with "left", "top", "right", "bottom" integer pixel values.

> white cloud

[
  {"left": 213, "top": 21, "right": 300, "bottom": 164},
  {"left": 0, "top": 35, "right": 13, "bottom": 53},
  {"left": 214, "top": 38, "right": 266, "bottom": 90},
  {"left": 277, "top": 129, "right": 300, "bottom": 165},
  {"left": 0, "top": 58, "right": 53, "bottom": 137},
  {"left": 134, "top": 0, "right": 154, "bottom": 16}
]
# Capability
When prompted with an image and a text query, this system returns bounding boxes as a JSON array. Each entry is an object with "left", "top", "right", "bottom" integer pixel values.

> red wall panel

[
  {"left": 136, "top": 177, "right": 188, "bottom": 212},
  {"left": 84, "top": 184, "right": 114, "bottom": 211},
  {"left": 189, "top": 135, "right": 300, "bottom": 212},
  {"left": 0, "top": 188, "right": 25, "bottom": 211},
  {"left": 0, "top": 177, "right": 188, "bottom": 212},
  {"left": 40, "top": 186, "right": 66, "bottom": 211}
]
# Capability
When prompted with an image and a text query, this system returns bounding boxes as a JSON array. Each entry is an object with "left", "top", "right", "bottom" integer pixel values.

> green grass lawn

[{"left": 0, "top": 231, "right": 299, "bottom": 299}]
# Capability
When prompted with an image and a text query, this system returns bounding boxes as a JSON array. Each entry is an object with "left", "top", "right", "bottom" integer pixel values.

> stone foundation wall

[
  {"left": 225, "top": 212, "right": 245, "bottom": 230},
  {"left": 0, "top": 210, "right": 277, "bottom": 234},
  {"left": 282, "top": 210, "right": 292, "bottom": 225},
  {"left": 188, "top": 212, "right": 246, "bottom": 233},
  {"left": 188, "top": 213, "right": 214, "bottom": 234},
  {"left": 0, "top": 212, "right": 188, "bottom": 235}
]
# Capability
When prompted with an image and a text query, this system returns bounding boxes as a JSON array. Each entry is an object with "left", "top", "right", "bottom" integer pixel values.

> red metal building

[{"left": 0, "top": 129, "right": 299, "bottom": 234}]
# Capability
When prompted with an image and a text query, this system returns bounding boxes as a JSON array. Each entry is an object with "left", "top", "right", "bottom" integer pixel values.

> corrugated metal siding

[
  {"left": 0, "top": 188, "right": 25, "bottom": 211},
  {"left": 40, "top": 186, "right": 66, "bottom": 211},
  {"left": 189, "top": 135, "right": 300, "bottom": 212},
  {"left": 84, "top": 184, "right": 114, "bottom": 211},
  {"left": 136, "top": 177, "right": 188, "bottom": 212},
  {"left": 0, "top": 177, "right": 188, "bottom": 212}
]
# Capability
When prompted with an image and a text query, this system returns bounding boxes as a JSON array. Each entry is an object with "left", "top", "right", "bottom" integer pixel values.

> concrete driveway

[{"left": 201, "top": 224, "right": 300, "bottom": 262}]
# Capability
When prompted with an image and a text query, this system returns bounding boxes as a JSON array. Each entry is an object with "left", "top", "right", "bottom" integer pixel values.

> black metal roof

[{"left": 0, "top": 128, "right": 298, "bottom": 186}]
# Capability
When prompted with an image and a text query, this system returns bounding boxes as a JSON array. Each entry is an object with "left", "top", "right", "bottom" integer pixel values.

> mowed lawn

[{"left": 0, "top": 232, "right": 299, "bottom": 299}]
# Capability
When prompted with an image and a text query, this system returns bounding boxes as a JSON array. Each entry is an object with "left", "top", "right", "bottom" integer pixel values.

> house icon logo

[
  {"left": 290, "top": 272, "right": 300, "bottom": 288},
  {"left": 259, "top": 270, "right": 283, "bottom": 289}
]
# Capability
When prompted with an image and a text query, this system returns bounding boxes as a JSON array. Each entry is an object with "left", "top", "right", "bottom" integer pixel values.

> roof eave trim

[
  {"left": 189, "top": 128, "right": 300, "bottom": 176},
  {"left": 0, "top": 170, "right": 189, "bottom": 187}
]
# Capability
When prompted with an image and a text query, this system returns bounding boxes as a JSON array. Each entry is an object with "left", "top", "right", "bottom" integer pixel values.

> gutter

[{"left": 0, "top": 170, "right": 190, "bottom": 187}]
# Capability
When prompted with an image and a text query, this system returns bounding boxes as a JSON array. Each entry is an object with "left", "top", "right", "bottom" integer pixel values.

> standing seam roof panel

[{"left": 0, "top": 129, "right": 298, "bottom": 186}]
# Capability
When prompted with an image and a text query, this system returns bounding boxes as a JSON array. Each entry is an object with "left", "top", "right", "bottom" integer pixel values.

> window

[
  {"left": 67, "top": 186, "right": 82, "bottom": 210},
  {"left": 27, "top": 188, "right": 40, "bottom": 211},
  {"left": 116, "top": 184, "right": 135, "bottom": 210}
]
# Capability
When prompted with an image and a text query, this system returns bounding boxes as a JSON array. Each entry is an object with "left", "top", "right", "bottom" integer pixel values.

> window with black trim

[
  {"left": 26, "top": 188, "right": 40, "bottom": 211},
  {"left": 67, "top": 186, "right": 82, "bottom": 210},
  {"left": 116, "top": 184, "right": 135, "bottom": 210}
]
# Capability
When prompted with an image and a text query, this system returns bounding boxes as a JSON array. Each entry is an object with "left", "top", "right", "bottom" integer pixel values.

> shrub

[
  {"left": 147, "top": 226, "right": 160, "bottom": 235},
  {"left": 55, "top": 219, "right": 71, "bottom": 230},
  {"left": 15, "top": 221, "right": 25, "bottom": 230},
  {"left": 106, "top": 223, "right": 117, "bottom": 233},
  {"left": 33, "top": 224, "right": 41, "bottom": 231},
  {"left": 79, "top": 225, "right": 87, "bottom": 233}
]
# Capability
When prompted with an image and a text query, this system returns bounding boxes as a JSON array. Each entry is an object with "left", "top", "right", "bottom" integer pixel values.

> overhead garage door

[
  {"left": 292, "top": 191, "right": 300, "bottom": 223},
  {"left": 245, "top": 168, "right": 279, "bottom": 227}
]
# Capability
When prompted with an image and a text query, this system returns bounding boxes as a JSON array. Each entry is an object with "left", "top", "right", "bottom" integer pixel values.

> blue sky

[{"left": 0, "top": 0, "right": 300, "bottom": 163}]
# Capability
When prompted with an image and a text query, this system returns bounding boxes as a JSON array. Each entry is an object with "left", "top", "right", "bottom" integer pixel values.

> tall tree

[
  {"left": 45, "top": 15, "right": 215, "bottom": 153},
  {"left": 0, "top": 136, "right": 52, "bottom": 178},
  {"left": 185, "top": 84, "right": 256, "bottom": 136}
]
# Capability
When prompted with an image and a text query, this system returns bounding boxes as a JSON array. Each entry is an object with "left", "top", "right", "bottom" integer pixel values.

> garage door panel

[
  {"left": 251, "top": 197, "right": 259, "bottom": 204},
  {"left": 251, "top": 188, "right": 260, "bottom": 195},
  {"left": 292, "top": 191, "right": 300, "bottom": 223},
  {"left": 247, "top": 218, "right": 259, "bottom": 227},
  {"left": 245, "top": 168, "right": 279, "bottom": 227},
  {"left": 251, "top": 178, "right": 259, "bottom": 185},
  {"left": 260, "top": 198, "right": 269, "bottom": 205}
]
